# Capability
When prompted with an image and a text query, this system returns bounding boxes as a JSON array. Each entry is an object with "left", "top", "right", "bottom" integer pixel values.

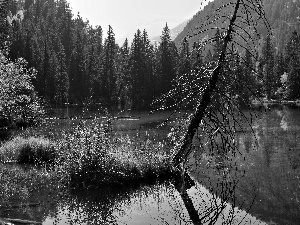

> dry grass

[{"left": 0, "top": 136, "right": 56, "bottom": 164}]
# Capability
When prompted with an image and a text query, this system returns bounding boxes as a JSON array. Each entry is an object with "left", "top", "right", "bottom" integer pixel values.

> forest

[
  {"left": 0, "top": 1, "right": 300, "bottom": 224},
  {"left": 1, "top": 0, "right": 300, "bottom": 114}
]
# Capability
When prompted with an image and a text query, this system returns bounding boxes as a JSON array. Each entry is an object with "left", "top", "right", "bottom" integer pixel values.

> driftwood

[
  {"left": 7, "top": 203, "right": 40, "bottom": 209},
  {"left": 1, "top": 203, "right": 40, "bottom": 212}
]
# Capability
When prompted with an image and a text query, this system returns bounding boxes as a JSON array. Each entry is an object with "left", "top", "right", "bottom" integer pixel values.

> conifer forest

[{"left": 1, "top": 0, "right": 300, "bottom": 224}]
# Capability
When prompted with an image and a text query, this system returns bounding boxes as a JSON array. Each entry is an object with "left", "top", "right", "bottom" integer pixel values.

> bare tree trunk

[{"left": 172, "top": 0, "right": 241, "bottom": 170}]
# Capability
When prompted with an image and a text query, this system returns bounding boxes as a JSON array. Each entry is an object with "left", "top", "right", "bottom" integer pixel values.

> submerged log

[
  {"left": 0, "top": 217, "right": 14, "bottom": 225},
  {"left": 3, "top": 218, "right": 42, "bottom": 225}
]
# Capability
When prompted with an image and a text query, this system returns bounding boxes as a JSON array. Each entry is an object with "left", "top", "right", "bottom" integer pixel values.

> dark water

[{"left": 3, "top": 106, "right": 300, "bottom": 224}]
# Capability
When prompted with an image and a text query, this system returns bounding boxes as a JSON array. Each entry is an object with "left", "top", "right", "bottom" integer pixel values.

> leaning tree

[{"left": 156, "top": 0, "right": 270, "bottom": 172}]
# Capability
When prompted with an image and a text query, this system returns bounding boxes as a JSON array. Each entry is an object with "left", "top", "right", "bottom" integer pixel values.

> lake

[{"left": 1, "top": 106, "right": 299, "bottom": 225}]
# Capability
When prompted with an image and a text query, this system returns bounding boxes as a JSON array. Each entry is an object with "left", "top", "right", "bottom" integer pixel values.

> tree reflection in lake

[
  {"left": 43, "top": 176, "right": 266, "bottom": 225},
  {"left": 191, "top": 107, "right": 300, "bottom": 225},
  {"left": 3, "top": 107, "right": 299, "bottom": 224}
]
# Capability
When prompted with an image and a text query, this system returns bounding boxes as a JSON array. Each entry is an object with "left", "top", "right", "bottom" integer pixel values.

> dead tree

[{"left": 156, "top": 0, "right": 270, "bottom": 171}]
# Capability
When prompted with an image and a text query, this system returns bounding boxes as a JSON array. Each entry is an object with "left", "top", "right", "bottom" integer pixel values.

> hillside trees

[{"left": 6, "top": 0, "right": 300, "bottom": 112}]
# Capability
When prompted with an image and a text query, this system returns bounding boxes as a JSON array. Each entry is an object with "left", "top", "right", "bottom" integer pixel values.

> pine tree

[
  {"left": 157, "top": 23, "right": 178, "bottom": 96},
  {"left": 55, "top": 42, "right": 69, "bottom": 104},
  {"left": 142, "top": 29, "right": 156, "bottom": 108},
  {"left": 285, "top": 31, "right": 300, "bottom": 100},
  {"left": 204, "top": 49, "right": 213, "bottom": 64},
  {"left": 69, "top": 15, "right": 87, "bottom": 103},
  {"left": 273, "top": 52, "right": 285, "bottom": 98},
  {"left": 117, "top": 38, "right": 130, "bottom": 109},
  {"left": 57, "top": 0, "right": 73, "bottom": 68},
  {"left": 0, "top": 0, "right": 10, "bottom": 52},
  {"left": 261, "top": 35, "right": 275, "bottom": 100},
  {"left": 129, "top": 29, "right": 144, "bottom": 109},
  {"left": 177, "top": 37, "right": 191, "bottom": 77},
  {"left": 212, "top": 28, "right": 223, "bottom": 61},
  {"left": 89, "top": 26, "right": 103, "bottom": 102},
  {"left": 102, "top": 25, "right": 117, "bottom": 105},
  {"left": 45, "top": 49, "right": 57, "bottom": 102},
  {"left": 190, "top": 42, "right": 202, "bottom": 72}
]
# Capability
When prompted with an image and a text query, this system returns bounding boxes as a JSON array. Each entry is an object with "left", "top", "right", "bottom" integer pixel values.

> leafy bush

[{"left": 0, "top": 51, "right": 44, "bottom": 133}]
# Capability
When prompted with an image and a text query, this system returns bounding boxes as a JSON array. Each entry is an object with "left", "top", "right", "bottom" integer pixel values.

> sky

[{"left": 68, "top": 0, "right": 209, "bottom": 44}]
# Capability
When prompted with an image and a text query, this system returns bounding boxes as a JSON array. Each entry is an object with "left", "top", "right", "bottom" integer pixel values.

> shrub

[{"left": 0, "top": 51, "right": 44, "bottom": 132}]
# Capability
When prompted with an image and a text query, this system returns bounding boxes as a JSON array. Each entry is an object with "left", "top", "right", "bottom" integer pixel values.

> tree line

[
  {"left": 2, "top": 0, "right": 180, "bottom": 110},
  {"left": 2, "top": 0, "right": 300, "bottom": 113}
]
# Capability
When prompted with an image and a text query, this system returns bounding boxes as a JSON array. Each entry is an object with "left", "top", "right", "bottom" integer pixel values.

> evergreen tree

[
  {"left": 157, "top": 23, "right": 178, "bottom": 96},
  {"left": 0, "top": 0, "right": 10, "bottom": 52},
  {"left": 55, "top": 42, "right": 69, "bottom": 104},
  {"left": 177, "top": 37, "right": 191, "bottom": 77},
  {"left": 69, "top": 15, "right": 87, "bottom": 103},
  {"left": 204, "top": 49, "right": 213, "bottom": 64},
  {"left": 129, "top": 29, "right": 144, "bottom": 109},
  {"left": 261, "top": 35, "right": 275, "bottom": 99},
  {"left": 142, "top": 29, "right": 156, "bottom": 108},
  {"left": 9, "top": 14, "right": 25, "bottom": 60},
  {"left": 116, "top": 38, "right": 130, "bottom": 109},
  {"left": 285, "top": 31, "right": 300, "bottom": 99},
  {"left": 57, "top": 0, "right": 73, "bottom": 67},
  {"left": 45, "top": 49, "right": 57, "bottom": 102},
  {"left": 190, "top": 42, "right": 202, "bottom": 72},
  {"left": 102, "top": 25, "right": 117, "bottom": 105},
  {"left": 273, "top": 52, "right": 285, "bottom": 98},
  {"left": 89, "top": 26, "right": 103, "bottom": 102},
  {"left": 236, "top": 50, "right": 256, "bottom": 105},
  {"left": 212, "top": 28, "right": 223, "bottom": 61}
]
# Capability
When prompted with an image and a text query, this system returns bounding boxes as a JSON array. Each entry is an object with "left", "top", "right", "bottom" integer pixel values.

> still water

[{"left": 4, "top": 106, "right": 300, "bottom": 224}]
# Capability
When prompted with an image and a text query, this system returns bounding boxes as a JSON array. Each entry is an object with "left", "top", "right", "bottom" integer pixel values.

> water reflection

[
  {"left": 190, "top": 107, "right": 300, "bottom": 225},
  {"left": 2, "top": 107, "right": 300, "bottom": 224},
  {"left": 42, "top": 176, "right": 267, "bottom": 225}
]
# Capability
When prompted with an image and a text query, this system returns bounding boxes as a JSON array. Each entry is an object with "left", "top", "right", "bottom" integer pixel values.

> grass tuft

[{"left": 0, "top": 136, "right": 56, "bottom": 164}]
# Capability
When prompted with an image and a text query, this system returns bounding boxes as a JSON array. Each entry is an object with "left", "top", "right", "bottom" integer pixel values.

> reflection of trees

[
  {"left": 0, "top": 165, "right": 62, "bottom": 223},
  {"left": 229, "top": 112, "right": 300, "bottom": 224}
]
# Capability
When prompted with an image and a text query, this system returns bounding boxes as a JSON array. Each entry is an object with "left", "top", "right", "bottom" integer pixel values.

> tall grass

[
  {"left": 0, "top": 136, "right": 56, "bottom": 164},
  {"left": 0, "top": 118, "right": 176, "bottom": 188},
  {"left": 55, "top": 119, "right": 176, "bottom": 187}
]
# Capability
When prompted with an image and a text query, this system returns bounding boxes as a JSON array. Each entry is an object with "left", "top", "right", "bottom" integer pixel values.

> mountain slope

[
  {"left": 151, "top": 20, "right": 189, "bottom": 43},
  {"left": 174, "top": 0, "right": 300, "bottom": 53}
]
